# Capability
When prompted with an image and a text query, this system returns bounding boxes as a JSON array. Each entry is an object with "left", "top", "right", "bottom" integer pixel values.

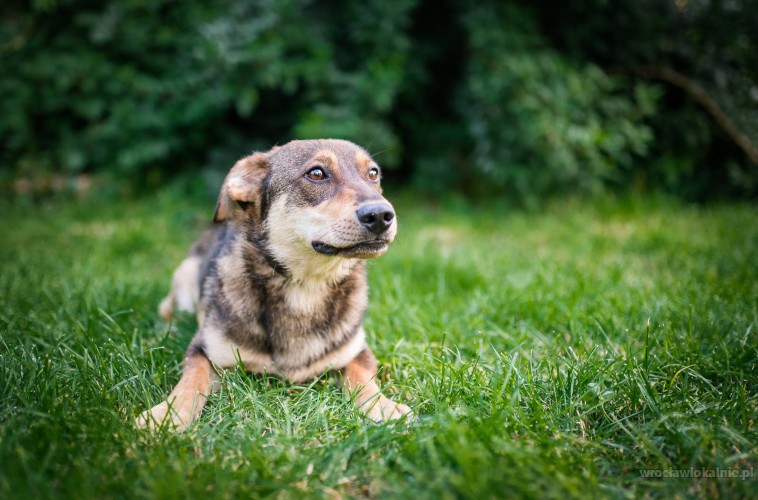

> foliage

[
  {"left": 457, "top": 3, "right": 658, "bottom": 203},
  {"left": 1, "top": 192, "right": 756, "bottom": 497},
  {"left": 523, "top": 0, "right": 758, "bottom": 200},
  {"left": 0, "top": 0, "right": 416, "bottom": 185},
  {"left": 0, "top": 0, "right": 756, "bottom": 200}
]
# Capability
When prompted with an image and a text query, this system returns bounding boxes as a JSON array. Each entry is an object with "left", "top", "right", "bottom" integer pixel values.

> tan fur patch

[
  {"left": 314, "top": 149, "right": 339, "bottom": 169},
  {"left": 264, "top": 194, "right": 359, "bottom": 284},
  {"left": 135, "top": 352, "right": 218, "bottom": 431},
  {"left": 342, "top": 348, "right": 413, "bottom": 422},
  {"left": 354, "top": 150, "right": 372, "bottom": 172}
]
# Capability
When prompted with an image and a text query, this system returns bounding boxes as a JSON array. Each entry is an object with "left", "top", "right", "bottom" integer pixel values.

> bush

[
  {"left": 0, "top": 0, "right": 416, "bottom": 186},
  {"left": 456, "top": 3, "right": 659, "bottom": 203},
  {"left": 521, "top": 0, "right": 758, "bottom": 201},
  {"left": 0, "top": 0, "right": 754, "bottom": 201}
]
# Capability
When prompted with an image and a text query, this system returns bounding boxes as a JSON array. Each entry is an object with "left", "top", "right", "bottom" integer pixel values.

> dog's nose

[{"left": 356, "top": 203, "right": 395, "bottom": 235}]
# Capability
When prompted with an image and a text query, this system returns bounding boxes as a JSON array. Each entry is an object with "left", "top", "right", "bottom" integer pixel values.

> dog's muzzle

[{"left": 310, "top": 202, "right": 395, "bottom": 258}]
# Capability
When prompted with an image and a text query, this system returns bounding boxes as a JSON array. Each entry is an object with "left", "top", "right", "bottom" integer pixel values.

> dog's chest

[
  {"left": 207, "top": 259, "right": 368, "bottom": 376},
  {"left": 262, "top": 275, "right": 367, "bottom": 363},
  {"left": 281, "top": 281, "right": 332, "bottom": 314}
]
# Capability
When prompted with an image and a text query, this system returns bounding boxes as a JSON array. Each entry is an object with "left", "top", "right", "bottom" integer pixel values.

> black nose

[{"left": 356, "top": 203, "right": 395, "bottom": 235}]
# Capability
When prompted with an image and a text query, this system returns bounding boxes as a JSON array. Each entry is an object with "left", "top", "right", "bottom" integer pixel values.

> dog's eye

[
  {"left": 368, "top": 168, "right": 380, "bottom": 181},
  {"left": 306, "top": 167, "right": 326, "bottom": 182}
]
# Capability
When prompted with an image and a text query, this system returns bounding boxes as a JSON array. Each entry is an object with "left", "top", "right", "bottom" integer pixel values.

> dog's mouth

[{"left": 312, "top": 240, "right": 390, "bottom": 258}]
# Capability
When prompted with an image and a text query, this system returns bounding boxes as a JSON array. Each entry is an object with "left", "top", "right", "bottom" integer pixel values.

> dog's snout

[{"left": 356, "top": 203, "right": 395, "bottom": 235}]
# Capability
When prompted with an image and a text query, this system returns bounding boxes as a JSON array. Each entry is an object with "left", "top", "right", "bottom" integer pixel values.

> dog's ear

[{"left": 213, "top": 152, "right": 270, "bottom": 222}]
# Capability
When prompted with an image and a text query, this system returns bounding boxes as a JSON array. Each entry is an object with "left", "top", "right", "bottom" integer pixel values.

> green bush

[
  {"left": 0, "top": 0, "right": 416, "bottom": 184},
  {"left": 522, "top": 0, "right": 758, "bottom": 201},
  {"left": 1, "top": 0, "right": 754, "bottom": 201},
  {"left": 456, "top": 3, "right": 659, "bottom": 203}
]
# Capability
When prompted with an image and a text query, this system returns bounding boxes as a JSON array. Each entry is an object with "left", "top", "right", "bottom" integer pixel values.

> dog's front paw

[
  {"left": 363, "top": 394, "right": 413, "bottom": 423},
  {"left": 134, "top": 400, "right": 190, "bottom": 432}
]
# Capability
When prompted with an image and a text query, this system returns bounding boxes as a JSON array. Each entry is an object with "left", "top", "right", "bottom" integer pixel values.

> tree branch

[{"left": 633, "top": 65, "right": 758, "bottom": 164}]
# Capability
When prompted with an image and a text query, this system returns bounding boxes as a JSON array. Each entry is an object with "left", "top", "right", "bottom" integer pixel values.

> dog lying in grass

[{"left": 136, "top": 139, "right": 412, "bottom": 430}]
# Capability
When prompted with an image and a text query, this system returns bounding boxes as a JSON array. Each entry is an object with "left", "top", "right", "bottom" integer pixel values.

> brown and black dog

[{"left": 136, "top": 139, "right": 411, "bottom": 430}]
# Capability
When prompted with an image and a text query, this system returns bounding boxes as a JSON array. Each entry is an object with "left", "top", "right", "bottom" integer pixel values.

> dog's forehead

[{"left": 266, "top": 140, "right": 372, "bottom": 171}]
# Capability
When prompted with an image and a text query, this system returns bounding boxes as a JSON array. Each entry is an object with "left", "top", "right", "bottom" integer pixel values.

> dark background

[{"left": 1, "top": 0, "right": 756, "bottom": 205}]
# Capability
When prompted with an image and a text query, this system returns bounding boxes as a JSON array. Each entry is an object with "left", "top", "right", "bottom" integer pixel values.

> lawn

[{"left": 0, "top": 187, "right": 755, "bottom": 498}]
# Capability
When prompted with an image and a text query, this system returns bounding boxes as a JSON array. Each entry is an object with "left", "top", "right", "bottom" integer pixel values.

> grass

[{"left": 0, "top": 187, "right": 756, "bottom": 498}]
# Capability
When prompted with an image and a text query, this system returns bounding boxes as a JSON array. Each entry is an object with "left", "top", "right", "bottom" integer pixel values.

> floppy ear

[{"left": 213, "top": 152, "right": 270, "bottom": 222}]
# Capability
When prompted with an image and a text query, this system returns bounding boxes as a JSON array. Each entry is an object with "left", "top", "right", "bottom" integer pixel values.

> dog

[{"left": 136, "top": 139, "right": 412, "bottom": 431}]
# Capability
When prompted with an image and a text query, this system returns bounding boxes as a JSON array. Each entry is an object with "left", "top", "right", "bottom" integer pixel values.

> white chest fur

[{"left": 203, "top": 323, "right": 366, "bottom": 382}]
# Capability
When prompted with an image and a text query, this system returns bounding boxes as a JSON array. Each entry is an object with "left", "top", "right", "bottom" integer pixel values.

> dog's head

[{"left": 214, "top": 139, "right": 397, "bottom": 268}]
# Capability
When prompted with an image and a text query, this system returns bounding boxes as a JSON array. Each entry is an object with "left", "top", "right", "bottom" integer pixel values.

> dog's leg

[
  {"left": 135, "top": 349, "right": 218, "bottom": 431},
  {"left": 342, "top": 347, "right": 412, "bottom": 422},
  {"left": 158, "top": 255, "right": 202, "bottom": 320}
]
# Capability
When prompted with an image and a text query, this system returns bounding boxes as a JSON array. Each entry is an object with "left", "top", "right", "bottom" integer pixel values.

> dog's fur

[{"left": 136, "top": 139, "right": 411, "bottom": 430}]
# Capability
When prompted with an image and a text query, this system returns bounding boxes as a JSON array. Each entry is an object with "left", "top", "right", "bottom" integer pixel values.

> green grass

[{"left": 1, "top": 188, "right": 756, "bottom": 498}]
